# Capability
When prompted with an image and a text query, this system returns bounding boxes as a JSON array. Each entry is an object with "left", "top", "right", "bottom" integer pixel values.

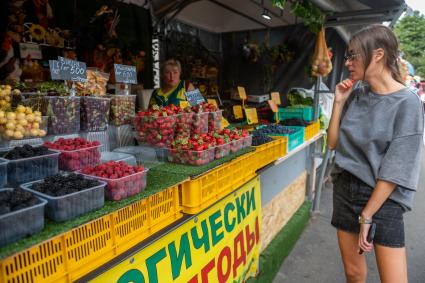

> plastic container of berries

[
  {"left": 21, "top": 177, "right": 106, "bottom": 222},
  {"left": 100, "top": 152, "right": 137, "bottom": 166},
  {"left": 0, "top": 188, "right": 47, "bottom": 247},
  {"left": 191, "top": 112, "right": 209, "bottom": 134},
  {"left": 0, "top": 158, "right": 8, "bottom": 188},
  {"left": 176, "top": 112, "right": 193, "bottom": 135},
  {"left": 214, "top": 143, "right": 231, "bottom": 160},
  {"left": 230, "top": 138, "right": 244, "bottom": 153},
  {"left": 208, "top": 110, "right": 223, "bottom": 132},
  {"left": 243, "top": 135, "right": 253, "bottom": 148},
  {"left": 25, "top": 96, "right": 81, "bottom": 135},
  {"left": 168, "top": 148, "right": 215, "bottom": 166},
  {"left": 80, "top": 169, "right": 148, "bottom": 201},
  {"left": 55, "top": 145, "right": 102, "bottom": 171},
  {"left": 4, "top": 150, "right": 60, "bottom": 185},
  {"left": 134, "top": 114, "right": 178, "bottom": 148}
]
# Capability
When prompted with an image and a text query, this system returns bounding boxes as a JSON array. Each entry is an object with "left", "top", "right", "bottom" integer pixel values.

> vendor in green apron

[{"left": 149, "top": 59, "right": 194, "bottom": 107}]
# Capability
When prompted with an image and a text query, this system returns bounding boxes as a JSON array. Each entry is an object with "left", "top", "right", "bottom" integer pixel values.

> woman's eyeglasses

[{"left": 344, "top": 53, "right": 360, "bottom": 61}]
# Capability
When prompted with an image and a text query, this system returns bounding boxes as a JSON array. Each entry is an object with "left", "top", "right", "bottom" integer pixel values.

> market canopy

[{"left": 152, "top": 0, "right": 406, "bottom": 40}]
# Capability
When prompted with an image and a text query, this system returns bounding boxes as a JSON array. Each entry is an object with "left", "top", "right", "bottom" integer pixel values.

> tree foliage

[{"left": 395, "top": 11, "right": 425, "bottom": 78}]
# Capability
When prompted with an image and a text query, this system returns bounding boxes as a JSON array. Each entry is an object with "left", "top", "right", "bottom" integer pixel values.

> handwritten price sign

[
  {"left": 114, "top": 64, "right": 137, "bottom": 84},
  {"left": 58, "top": 56, "right": 87, "bottom": 82}
]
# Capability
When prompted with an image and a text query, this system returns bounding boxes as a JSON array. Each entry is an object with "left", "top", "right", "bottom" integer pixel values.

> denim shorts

[{"left": 331, "top": 170, "right": 405, "bottom": 248}]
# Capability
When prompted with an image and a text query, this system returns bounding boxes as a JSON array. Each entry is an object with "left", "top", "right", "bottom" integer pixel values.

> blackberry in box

[
  {"left": 21, "top": 174, "right": 106, "bottom": 222},
  {"left": 2, "top": 145, "right": 59, "bottom": 185},
  {"left": 0, "top": 188, "right": 47, "bottom": 247}
]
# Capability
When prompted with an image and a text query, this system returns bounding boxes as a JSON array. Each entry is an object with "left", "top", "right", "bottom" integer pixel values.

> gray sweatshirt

[{"left": 335, "top": 85, "right": 424, "bottom": 211}]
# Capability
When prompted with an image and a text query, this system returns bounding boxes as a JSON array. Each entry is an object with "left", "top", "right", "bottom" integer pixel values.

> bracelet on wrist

[{"left": 358, "top": 215, "right": 373, "bottom": 224}]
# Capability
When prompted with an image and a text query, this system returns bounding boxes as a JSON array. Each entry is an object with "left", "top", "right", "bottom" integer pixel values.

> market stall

[{"left": 0, "top": 0, "right": 407, "bottom": 282}]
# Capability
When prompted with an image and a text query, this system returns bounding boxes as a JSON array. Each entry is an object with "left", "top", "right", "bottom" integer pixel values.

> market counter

[{"left": 0, "top": 133, "right": 322, "bottom": 283}]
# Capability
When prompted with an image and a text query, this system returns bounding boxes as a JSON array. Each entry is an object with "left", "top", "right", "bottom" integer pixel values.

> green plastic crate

[{"left": 278, "top": 106, "right": 313, "bottom": 121}]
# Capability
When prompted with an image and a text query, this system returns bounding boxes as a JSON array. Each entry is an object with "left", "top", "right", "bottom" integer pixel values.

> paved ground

[{"left": 273, "top": 156, "right": 425, "bottom": 283}]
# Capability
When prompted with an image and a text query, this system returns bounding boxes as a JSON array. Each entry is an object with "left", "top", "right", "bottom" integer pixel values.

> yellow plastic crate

[
  {"left": 305, "top": 121, "right": 320, "bottom": 140},
  {"left": 253, "top": 137, "right": 287, "bottom": 169},
  {"left": 0, "top": 185, "right": 182, "bottom": 283},
  {"left": 181, "top": 152, "right": 257, "bottom": 214}
]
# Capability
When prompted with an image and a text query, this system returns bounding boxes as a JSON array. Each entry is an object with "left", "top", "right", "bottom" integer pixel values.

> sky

[{"left": 405, "top": 0, "right": 425, "bottom": 15}]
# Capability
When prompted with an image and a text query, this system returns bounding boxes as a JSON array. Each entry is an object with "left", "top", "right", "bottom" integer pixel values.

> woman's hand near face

[{"left": 335, "top": 79, "right": 355, "bottom": 104}]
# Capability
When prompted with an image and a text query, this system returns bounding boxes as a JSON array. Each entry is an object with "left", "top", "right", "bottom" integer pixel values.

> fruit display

[
  {"left": 214, "top": 143, "right": 231, "bottom": 160},
  {"left": 80, "top": 97, "right": 110, "bottom": 131},
  {"left": 176, "top": 112, "right": 193, "bottom": 137},
  {"left": 134, "top": 105, "right": 179, "bottom": 148},
  {"left": 0, "top": 85, "right": 21, "bottom": 111},
  {"left": 75, "top": 69, "right": 109, "bottom": 96},
  {"left": 25, "top": 96, "right": 80, "bottom": 135},
  {"left": 108, "top": 95, "right": 136, "bottom": 126},
  {"left": 28, "top": 173, "right": 101, "bottom": 197},
  {"left": 168, "top": 148, "right": 215, "bottom": 166},
  {"left": 252, "top": 132, "right": 273, "bottom": 146},
  {"left": 0, "top": 188, "right": 46, "bottom": 247},
  {"left": 0, "top": 105, "right": 46, "bottom": 140},
  {"left": 190, "top": 103, "right": 218, "bottom": 134},
  {"left": 255, "top": 124, "right": 298, "bottom": 136},
  {"left": 4, "top": 145, "right": 59, "bottom": 185},
  {"left": 80, "top": 161, "right": 147, "bottom": 201},
  {"left": 22, "top": 174, "right": 105, "bottom": 222},
  {"left": 220, "top": 128, "right": 249, "bottom": 153},
  {"left": 209, "top": 110, "right": 223, "bottom": 132},
  {"left": 44, "top": 138, "right": 101, "bottom": 171},
  {"left": 169, "top": 133, "right": 216, "bottom": 165},
  {"left": 0, "top": 188, "right": 40, "bottom": 216},
  {"left": 191, "top": 112, "right": 209, "bottom": 134}
]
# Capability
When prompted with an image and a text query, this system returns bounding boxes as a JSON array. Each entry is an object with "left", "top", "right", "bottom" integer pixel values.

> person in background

[
  {"left": 149, "top": 59, "right": 194, "bottom": 107},
  {"left": 328, "top": 25, "right": 423, "bottom": 283}
]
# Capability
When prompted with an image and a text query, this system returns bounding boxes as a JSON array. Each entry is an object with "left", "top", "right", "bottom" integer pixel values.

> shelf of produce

[
  {"left": 0, "top": 171, "right": 187, "bottom": 283},
  {"left": 0, "top": 143, "right": 288, "bottom": 281}
]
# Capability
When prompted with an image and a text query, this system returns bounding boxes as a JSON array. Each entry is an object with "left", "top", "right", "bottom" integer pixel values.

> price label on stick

[
  {"left": 49, "top": 60, "right": 62, "bottom": 80},
  {"left": 237, "top": 86, "right": 247, "bottom": 100},
  {"left": 245, "top": 108, "right": 258, "bottom": 125},
  {"left": 268, "top": 100, "right": 278, "bottom": 113},
  {"left": 207, "top": 99, "right": 218, "bottom": 107},
  {"left": 185, "top": 89, "right": 205, "bottom": 106},
  {"left": 271, "top": 92, "right": 281, "bottom": 105},
  {"left": 233, "top": 105, "right": 244, "bottom": 119},
  {"left": 114, "top": 64, "right": 137, "bottom": 84},
  {"left": 58, "top": 56, "right": 87, "bottom": 82}
]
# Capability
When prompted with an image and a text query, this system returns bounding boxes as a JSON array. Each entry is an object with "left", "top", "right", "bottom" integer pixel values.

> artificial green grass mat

[
  {"left": 247, "top": 201, "right": 312, "bottom": 283},
  {"left": 0, "top": 170, "right": 188, "bottom": 259},
  {"left": 151, "top": 147, "right": 254, "bottom": 178}
]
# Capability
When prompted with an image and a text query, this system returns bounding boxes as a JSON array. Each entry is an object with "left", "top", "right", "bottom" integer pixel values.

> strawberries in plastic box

[
  {"left": 80, "top": 161, "right": 147, "bottom": 201},
  {"left": 190, "top": 103, "right": 217, "bottom": 134},
  {"left": 134, "top": 105, "right": 180, "bottom": 148},
  {"left": 44, "top": 138, "right": 101, "bottom": 171},
  {"left": 168, "top": 133, "right": 217, "bottom": 165}
]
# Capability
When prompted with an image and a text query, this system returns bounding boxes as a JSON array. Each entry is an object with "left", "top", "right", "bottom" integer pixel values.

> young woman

[
  {"left": 149, "top": 59, "right": 194, "bottom": 107},
  {"left": 328, "top": 25, "right": 423, "bottom": 283}
]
